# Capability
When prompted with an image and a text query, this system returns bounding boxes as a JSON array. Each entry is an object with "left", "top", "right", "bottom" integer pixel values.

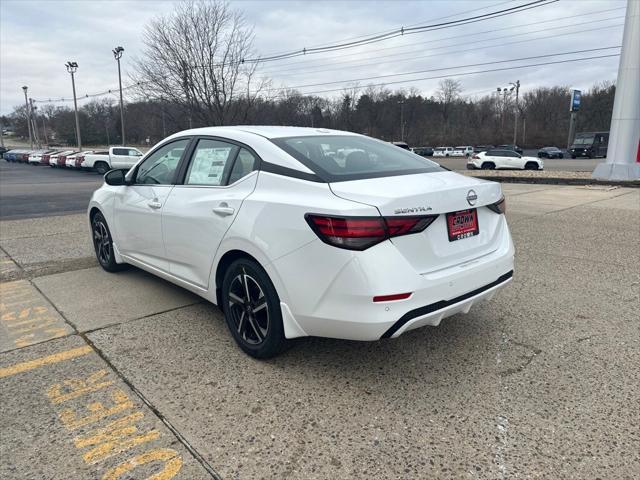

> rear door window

[{"left": 185, "top": 139, "right": 239, "bottom": 186}]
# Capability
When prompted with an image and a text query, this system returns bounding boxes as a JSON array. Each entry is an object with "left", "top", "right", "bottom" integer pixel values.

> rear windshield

[{"left": 272, "top": 135, "right": 444, "bottom": 182}]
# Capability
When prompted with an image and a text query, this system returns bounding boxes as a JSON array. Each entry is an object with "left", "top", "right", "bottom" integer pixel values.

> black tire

[
  {"left": 481, "top": 162, "right": 495, "bottom": 170},
  {"left": 91, "top": 212, "right": 127, "bottom": 272},
  {"left": 221, "top": 258, "right": 289, "bottom": 359},
  {"left": 525, "top": 161, "right": 539, "bottom": 170},
  {"left": 95, "top": 162, "right": 109, "bottom": 175},
  {"left": 571, "top": 155, "right": 576, "bottom": 159}
]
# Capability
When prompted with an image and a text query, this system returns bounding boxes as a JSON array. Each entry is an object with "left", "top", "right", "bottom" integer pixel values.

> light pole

[
  {"left": 497, "top": 84, "right": 516, "bottom": 142},
  {"left": 398, "top": 100, "right": 405, "bottom": 142},
  {"left": 66, "top": 62, "right": 82, "bottom": 151},
  {"left": 29, "top": 99, "right": 41, "bottom": 148},
  {"left": 22, "top": 86, "right": 33, "bottom": 149},
  {"left": 113, "top": 46, "right": 125, "bottom": 145}
]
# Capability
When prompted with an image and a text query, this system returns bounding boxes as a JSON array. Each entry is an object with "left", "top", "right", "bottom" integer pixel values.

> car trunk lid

[{"left": 330, "top": 171, "right": 505, "bottom": 274}]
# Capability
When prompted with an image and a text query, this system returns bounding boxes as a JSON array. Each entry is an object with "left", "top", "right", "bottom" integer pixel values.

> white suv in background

[
  {"left": 89, "top": 126, "right": 514, "bottom": 358},
  {"left": 452, "top": 146, "right": 474, "bottom": 157},
  {"left": 467, "top": 149, "right": 543, "bottom": 170},
  {"left": 433, "top": 147, "right": 454, "bottom": 157}
]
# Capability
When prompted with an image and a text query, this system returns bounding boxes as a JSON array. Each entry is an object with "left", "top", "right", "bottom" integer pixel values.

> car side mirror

[{"left": 104, "top": 169, "right": 127, "bottom": 186}]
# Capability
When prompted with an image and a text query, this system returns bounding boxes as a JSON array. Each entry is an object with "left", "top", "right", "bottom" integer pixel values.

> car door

[
  {"left": 110, "top": 148, "right": 141, "bottom": 170},
  {"left": 161, "top": 137, "right": 259, "bottom": 289},
  {"left": 505, "top": 151, "right": 524, "bottom": 169},
  {"left": 112, "top": 138, "right": 191, "bottom": 272}
]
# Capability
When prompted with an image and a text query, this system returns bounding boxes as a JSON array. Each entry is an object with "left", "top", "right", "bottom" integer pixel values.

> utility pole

[
  {"left": 511, "top": 80, "right": 520, "bottom": 145},
  {"left": 398, "top": 99, "right": 405, "bottom": 142},
  {"left": 29, "top": 98, "right": 41, "bottom": 148},
  {"left": 65, "top": 61, "right": 82, "bottom": 151},
  {"left": 22, "top": 86, "right": 33, "bottom": 149},
  {"left": 593, "top": 0, "right": 640, "bottom": 181},
  {"left": 113, "top": 46, "right": 125, "bottom": 145},
  {"left": 41, "top": 114, "right": 48, "bottom": 145}
]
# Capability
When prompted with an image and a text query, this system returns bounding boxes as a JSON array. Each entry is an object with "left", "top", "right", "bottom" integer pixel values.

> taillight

[
  {"left": 487, "top": 196, "right": 506, "bottom": 214},
  {"left": 471, "top": 154, "right": 480, "bottom": 159},
  {"left": 305, "top": 214, "right": 438, "bottom": 250},
  {"left": 76, "top": 156, "right": 84, "bottom": 166}
]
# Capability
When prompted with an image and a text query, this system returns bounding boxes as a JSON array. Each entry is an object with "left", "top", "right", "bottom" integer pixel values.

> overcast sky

[{"left": 0, "top": 0, "right": 626, "bottom": 116}]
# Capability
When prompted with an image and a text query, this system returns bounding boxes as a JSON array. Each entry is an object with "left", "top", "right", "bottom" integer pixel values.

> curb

[{"left": 465, "top": 175, "right": 640, "bottom": 188}]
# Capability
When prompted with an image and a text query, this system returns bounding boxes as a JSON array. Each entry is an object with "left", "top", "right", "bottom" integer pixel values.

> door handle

[
  {"left": 212, "top": 205, "right": 235, "bottom": 216},
  {"left": 148, "top": 200, "right": 162, "bottom": 209}
]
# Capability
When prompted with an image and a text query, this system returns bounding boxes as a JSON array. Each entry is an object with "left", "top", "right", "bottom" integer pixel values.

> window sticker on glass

[{"left": 186, "top": 140, "right": 238, "bottom": 186}]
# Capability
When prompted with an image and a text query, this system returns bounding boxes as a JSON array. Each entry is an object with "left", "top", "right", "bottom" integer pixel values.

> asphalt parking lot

[
  {"left": 0, "top": 156, "right": 603, "bottom": 220},
  {"left": 1, "top": 181, "right": 638, "bottom": 479},
  {"left": 0, "top": 161, "right": 102, "bottom": 220}
]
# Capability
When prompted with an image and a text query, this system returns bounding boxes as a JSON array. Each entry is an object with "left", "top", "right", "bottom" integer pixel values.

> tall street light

[
  {"left": 22, "top": 86, "right": 33, "bottom": 149},
  {"left": 65, "top": 61, "right": 82, "bottom": 151},
  {"left": 497, "top": 83, "right": 517, "bottom": 142},
  {"left": 113, "top": 46, "right": 125, "bottom": 145}
]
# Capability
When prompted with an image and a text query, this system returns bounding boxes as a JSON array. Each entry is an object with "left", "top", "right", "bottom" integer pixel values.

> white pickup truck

[{"left": 82, "top": 146, "right": 144, "bottom": 174}]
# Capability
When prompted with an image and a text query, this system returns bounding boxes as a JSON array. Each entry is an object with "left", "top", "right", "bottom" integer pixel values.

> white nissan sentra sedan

[{"left": 88, "top": 126, "right": 514, "bottom": 358}]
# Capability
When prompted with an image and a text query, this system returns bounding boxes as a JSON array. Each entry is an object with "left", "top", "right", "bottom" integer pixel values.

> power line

[
  {"left": 258, "top": 5, "right": 626, "bottom": 73},
  {"left": 294, "top": 54, "right": 621, "bottom": 96},
  {"left": 259, "top": 0, "right": 517, "bottom": 56},
  {"left": 268, "top": 18, "right": 624, "bottom": 79},
  {"left": 232, "top": 0, "right": 558, "bottom": 65},
  {"left": 263, "top": 46, "right": 621, "bottom": 92}
]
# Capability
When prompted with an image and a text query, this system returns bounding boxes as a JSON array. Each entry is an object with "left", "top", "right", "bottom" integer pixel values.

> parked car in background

[
  {"left": 433, "top": 147, "right": 454, "bottom": 157},
  {"left": 392, "top": 141, "right": 410, "bottom": 150},
  {"left": 57, "top": 151, "right": 79, "bottom": 167},
  {"left": 66, "top": 150, "right": 94, "bottom": 168},
  {"left": 28, "top": 149, "right": 56, "bottom": 165},
  {"left": 412, "top": 146, "right": 434, "bottom": 157},
  {"left": 82, "top": 146, "right": 143, "bottom": 174},
  {"left": 496, "top": 144, "right": 523, "bottom": 155},
  {"left": 474, "top": 145, "right": 494, "bottom": 153},
  {"left": 88, "top": 126, "right": 514, "bottom": 358},
  {"left": 40, "top": 151, "right": 59, "bottom": 166},
  {"left": 569, "top": 132, "right": 608, "bottom": 158},
  {"left": 467, "top": 149, "right": 543, "bottom": 170},
  {"left": 0, "top": 146, "right": 9, "bottom": 157},
  {"left": 8, "top": 149, "right": 31, "bottom": 162},
  {"left": 538, "top": 146, "right": 564, "bottom": 159},
  {"left": 49, "top": 150, "right": 75, "bottom": 167},
  {"left": 3, "top": 149, "right": 21, "bottom": 161},
  {"left": 452, "top": 146, "right": 474, "bottom": 157}
]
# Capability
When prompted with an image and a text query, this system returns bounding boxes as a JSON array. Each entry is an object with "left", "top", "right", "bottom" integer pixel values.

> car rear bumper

[{"left": 273, "top": 218, "right": 515, "bottom": 341}]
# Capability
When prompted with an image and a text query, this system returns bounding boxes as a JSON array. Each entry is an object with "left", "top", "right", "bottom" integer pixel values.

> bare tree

[
  {"left": 134, "top": 0, "right": 267, "bottom": 126},
  {"left": 436, "top": 78, "right": 462, "bottom": 137}
]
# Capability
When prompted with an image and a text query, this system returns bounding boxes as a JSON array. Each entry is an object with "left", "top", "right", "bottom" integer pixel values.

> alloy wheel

[
  {"left": 227, "top": 270, "right": 270, "bottom": 345},
  {"left": 92, "top": 219, "right": 111, "bottom": 265}
]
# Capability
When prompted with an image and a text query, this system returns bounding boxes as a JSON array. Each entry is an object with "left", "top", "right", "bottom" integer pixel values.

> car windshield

[
  {"left": 573, "top": 136, "right": 594, "bottom": 145},
  {"left": 272, "top": 135, "right": 444, "bottom": 182}
]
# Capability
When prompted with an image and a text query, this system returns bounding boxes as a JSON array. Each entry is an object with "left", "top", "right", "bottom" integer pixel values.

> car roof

[{"left": 169, "top": 125, "right": 357, "bottom": 140}]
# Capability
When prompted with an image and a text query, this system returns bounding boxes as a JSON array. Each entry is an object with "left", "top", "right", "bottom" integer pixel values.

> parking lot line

[{"left": 0, "top": 344, "right": 93, "bottom": 378}]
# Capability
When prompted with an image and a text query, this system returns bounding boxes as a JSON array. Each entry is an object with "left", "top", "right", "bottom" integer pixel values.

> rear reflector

[
  {"left": 373, "top": 292, "right": 412, "bottom": 302},
  {"left": 487, "top": 196, "right": 506, "bottom": 214},
  {"left": 305, "top": 214, "right": 438, "bottom": 250}
]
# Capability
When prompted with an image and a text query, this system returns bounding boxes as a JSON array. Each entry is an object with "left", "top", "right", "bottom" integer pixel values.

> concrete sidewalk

[{"left": 1, "top": 184, "right": 639, "bottom": 480}]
